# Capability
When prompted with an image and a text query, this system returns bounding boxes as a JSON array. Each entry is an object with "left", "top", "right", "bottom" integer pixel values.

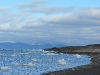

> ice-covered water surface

[{"left": 0, "top": 49, "right": 91, "bottom": 75}]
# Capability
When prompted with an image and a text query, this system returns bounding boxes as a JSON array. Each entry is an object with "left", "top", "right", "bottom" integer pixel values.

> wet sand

[{"left": 43, "top": 44, "right": 100, "bottom": 75}]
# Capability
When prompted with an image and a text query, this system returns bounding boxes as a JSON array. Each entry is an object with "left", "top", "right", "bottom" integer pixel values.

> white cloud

[
  {"left": 17, "top": 0, "right": 45, "bottom": 8},
  {"left": 31, "top": 6, "right": 75, "bottom": 14},
  {"left": 17, "top": 0, "right": 75, "bottom": 14},
  {"left": 0, "top": 0, "right": 100, "bottom": 45},
  {"left": 0, "top": 24, "right": 10, "bottom": 30},
  {"left": 0, "top": 6, "right": 9, "bottom": 12}
]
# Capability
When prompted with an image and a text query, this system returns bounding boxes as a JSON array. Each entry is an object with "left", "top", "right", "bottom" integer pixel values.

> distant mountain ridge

[{"left": 0, "top": 42, "right": 66, "bottom": 50}]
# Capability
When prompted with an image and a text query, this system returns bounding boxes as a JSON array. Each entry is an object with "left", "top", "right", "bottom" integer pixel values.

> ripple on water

[{"left": 0, "top": 49, "right": 91, "bottom": 75}]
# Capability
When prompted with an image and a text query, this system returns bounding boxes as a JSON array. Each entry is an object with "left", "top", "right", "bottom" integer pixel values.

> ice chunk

[
  {"left": 1, "top": 66, "right": 10, "bottom": 71},
  {"left": 0, "top": 53, "right": 4, "bottom": 56},
  {"left": 58, "top": 59, "right": 66, "bottom": 66},
  {"left": 75, "top": 54, "right": 81, "bottom": 58},
  {"left": 27, "top": 62, "right": 36, "bottom": 67},
  {"left": 32, "top": 58, "right": 37, "bottom": 62},
  {"left": 11, "top": 53, "right": 17, "bottom": 57}
]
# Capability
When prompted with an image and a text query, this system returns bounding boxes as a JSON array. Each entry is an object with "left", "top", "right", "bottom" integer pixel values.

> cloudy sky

[{"left": 0, "top": 0, "right": 100, "bottom": 45}]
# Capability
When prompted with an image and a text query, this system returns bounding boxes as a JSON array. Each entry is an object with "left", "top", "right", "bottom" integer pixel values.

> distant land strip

[{"left": 45, "top": 44, "right": 100, "bottom": 54}]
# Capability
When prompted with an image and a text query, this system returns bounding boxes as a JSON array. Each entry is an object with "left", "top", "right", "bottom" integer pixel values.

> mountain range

[{"left": 0, "top": 42, "right": 66, "bottom": 50}]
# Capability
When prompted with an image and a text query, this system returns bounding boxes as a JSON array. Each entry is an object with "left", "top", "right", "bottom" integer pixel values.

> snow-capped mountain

[{"left": 0, "top": 42, "right": 66, "bottom": 50}]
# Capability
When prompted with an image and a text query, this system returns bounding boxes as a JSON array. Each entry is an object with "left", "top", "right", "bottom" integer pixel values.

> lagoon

[{"left": 0, "top": 49, "right": 91, "bottom": 75}]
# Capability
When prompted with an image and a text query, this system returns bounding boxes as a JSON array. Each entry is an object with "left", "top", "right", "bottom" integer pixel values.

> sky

[{"left": 0, "top": 0, "right": 100, "bottom": 45}]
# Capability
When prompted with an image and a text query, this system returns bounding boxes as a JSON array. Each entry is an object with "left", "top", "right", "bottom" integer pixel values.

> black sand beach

[{"left": 43, "top": 44, "right": 100, "bottom": 75}]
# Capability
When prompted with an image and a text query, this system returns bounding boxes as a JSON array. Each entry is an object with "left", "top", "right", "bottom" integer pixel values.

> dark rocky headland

[{"left": 43, "top": 44, "right": 100, "bottom": 75}]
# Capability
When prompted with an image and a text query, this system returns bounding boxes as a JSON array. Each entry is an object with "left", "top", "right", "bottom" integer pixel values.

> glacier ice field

[{"left": 0, "top": 49, "right": 91, "bottom": 75}]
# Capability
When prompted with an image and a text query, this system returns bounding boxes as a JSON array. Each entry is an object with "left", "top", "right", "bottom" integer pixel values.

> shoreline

[{"left": 43, "top": 45, "right": 100, "bottom": 75}]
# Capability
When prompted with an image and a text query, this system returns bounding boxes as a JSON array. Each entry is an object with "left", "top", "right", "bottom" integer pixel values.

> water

[{"left": 0, "top": 49, "right": 91, "bottom": 75}]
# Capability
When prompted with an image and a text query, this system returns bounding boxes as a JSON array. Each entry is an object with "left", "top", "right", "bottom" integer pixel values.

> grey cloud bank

[
  {"left": 30, "top": 6, "right": 75, "bottom": 14},
  {"left": 0, "top": 6, "right": 9, "bottom": 12},
  {"left": 0, "top": 0, "right": 100, "bottom": 45},
  {"left": 17, "top": 0, "right": 45, "bottom": 8}
]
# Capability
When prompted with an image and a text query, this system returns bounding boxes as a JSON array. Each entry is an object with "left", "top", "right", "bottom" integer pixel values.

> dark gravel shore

[{"left": 43, "top": 44, "right": 100, "bottom": 75}]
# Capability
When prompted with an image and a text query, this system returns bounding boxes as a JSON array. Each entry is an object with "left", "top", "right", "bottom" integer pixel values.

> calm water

[{"left": 0, "top": 49, "right": 91, "bottom": 75}]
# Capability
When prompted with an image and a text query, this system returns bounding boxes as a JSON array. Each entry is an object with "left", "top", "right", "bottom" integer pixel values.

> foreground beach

[{"left": 43, "top": 44, "right": 100, "bottom": 75}]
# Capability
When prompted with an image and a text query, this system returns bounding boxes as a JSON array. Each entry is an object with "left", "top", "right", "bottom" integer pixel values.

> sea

[{"left": 0, "top": 49, "right": 91, "bottom": 75}]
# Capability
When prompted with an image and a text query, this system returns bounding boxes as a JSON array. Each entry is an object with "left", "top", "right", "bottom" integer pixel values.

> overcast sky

[{"left": 0, "top": 0, "right": 100, "bottom": 45}]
